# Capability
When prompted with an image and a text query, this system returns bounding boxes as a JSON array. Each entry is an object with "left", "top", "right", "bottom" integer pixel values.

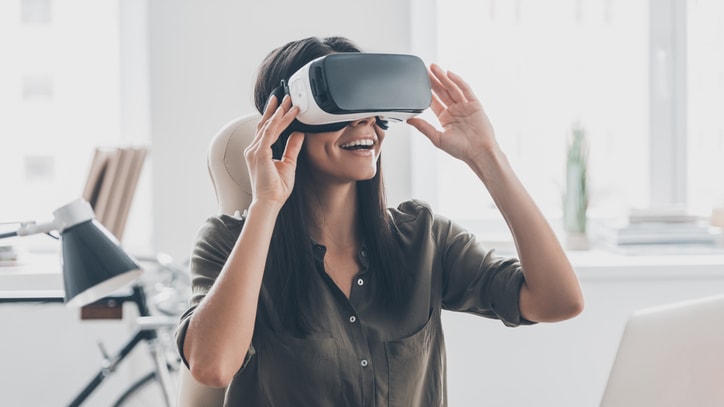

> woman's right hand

[{"left": 244, "top": 94, "right": 305, "bottom": 210}]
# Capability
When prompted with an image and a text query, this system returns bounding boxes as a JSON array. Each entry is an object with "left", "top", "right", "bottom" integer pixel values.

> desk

[
  {"left": 3, "top": 249, "right": 724, "bottom": 406},
  {"left": 0, "top": 252, "right": 64, "bottom": 302},
  {"left": 566, "top": 248, "right": 724, "bottom": 280},
  {"left": 0, "top": 252, "right": 143, "bottom": 406}
]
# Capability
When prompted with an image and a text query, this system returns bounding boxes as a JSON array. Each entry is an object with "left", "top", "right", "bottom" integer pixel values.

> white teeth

[{"left": 340, "top": 139, "right": 374, "bottom": 148}]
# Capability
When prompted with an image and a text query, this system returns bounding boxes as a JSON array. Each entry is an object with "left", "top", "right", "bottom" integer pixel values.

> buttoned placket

[
  {"left": 313, "top": 242, "right": 375, "bottom": 406},
  {"left": 349, "top": 247, "right": 375, "bottom": 405},
  {"left": 349, "top": 246, "right": 375, "bottom": 406}
]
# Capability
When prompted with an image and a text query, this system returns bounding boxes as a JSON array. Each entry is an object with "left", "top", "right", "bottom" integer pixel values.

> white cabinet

[{"left": 444, "top": 250, "right": 724, "bottom": 407}]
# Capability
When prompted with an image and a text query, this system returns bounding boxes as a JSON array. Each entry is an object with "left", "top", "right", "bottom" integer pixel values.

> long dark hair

[{"left": 253, "top": 36, "right": 407, "bottom": 334}]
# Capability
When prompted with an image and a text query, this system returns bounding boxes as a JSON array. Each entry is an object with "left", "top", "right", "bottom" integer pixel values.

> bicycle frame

[
  {"left": 1, "top": 253, "right": 188, "bottom": 406},
  {"left": 66, "top": 284, "right": 176, "bottom": 407}
]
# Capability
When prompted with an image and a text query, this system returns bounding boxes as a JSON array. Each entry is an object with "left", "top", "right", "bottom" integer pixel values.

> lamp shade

[
  {"left": 49, "top": 199, "right": 143, "bottom": 307},
  {"left": 60, "top": 219, "right": 143, "bottom": 306}
]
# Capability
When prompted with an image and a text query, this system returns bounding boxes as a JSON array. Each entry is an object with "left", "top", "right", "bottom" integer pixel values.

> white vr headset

[{"left": 273, "top": 53, "right": 431, "bottom": 133}]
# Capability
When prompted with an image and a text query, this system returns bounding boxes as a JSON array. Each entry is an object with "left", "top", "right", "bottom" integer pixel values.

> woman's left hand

[{"left": 407, "top": 64, "right": 498, "bottom": 164}]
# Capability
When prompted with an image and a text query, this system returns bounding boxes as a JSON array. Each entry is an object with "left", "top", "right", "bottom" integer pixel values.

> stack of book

[
  {"left": 82, "top": 146, "right": 147, "bottom": 241},
  {"left": 591, "top": 208, "right": 723, "bottom": 254},
  {"left": 0, "top": 244, "right": 18, "bottom": 264}
]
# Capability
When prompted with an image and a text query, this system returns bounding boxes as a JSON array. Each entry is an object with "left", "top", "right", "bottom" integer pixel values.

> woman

[{"left": 176, "top": 36, "right": 584, "bottom": 406}]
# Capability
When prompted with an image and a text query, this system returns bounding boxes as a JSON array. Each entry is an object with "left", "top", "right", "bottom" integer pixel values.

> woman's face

[{"left": 301, "top": 116, "right": 385, "bottom": 185}]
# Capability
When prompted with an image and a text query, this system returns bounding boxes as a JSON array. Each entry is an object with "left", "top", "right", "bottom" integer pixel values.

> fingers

[
  {"left": 250, "top": 95, "right": 299, "bottom": 153},
  {"left": 428, "top": 64, "right": 478, "bottom": 106},
  {"left": 429, "top": 64, "right": 465, "bottom": 105},
  {"left": 407, "top": 118, "right": 441, "bottom": 146},
  {"left": 430, "top": 93, "right": 445, "bottom": 118},
  {"left": 427, "top": 66, "right": 455, "bottom": 107},
  {"left": 280, "top": 131, "right": 305, "bottom": 166},
  {"left": 447, "top": 70, "right": 478, "bottom": 103},
  {"left": 258, "top": 94, "right": 279, "bottom": 131},
  {"left": 263, "top": 95, "right": 299, "bottom": 149}
]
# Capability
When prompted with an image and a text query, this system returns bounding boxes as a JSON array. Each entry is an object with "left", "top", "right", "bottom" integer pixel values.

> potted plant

[{"left": 563, "top": 123, "right": 590, "bottom": 250}]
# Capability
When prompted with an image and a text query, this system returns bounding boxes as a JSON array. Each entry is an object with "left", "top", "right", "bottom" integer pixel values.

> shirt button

[
  {"left": 356, "top": 278, "right": 365, "bottom": 286},
  {"left": 360, "top": 249, "right": 367, "bottom": 257},
  {"left": 360, "top": 359, "right": 368, "bottom": 367},
  {"left": 349, "top": 315, "right": 356, "bottom": 323}
]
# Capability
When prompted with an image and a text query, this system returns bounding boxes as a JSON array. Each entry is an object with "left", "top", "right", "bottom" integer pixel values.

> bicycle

[
  {"left": 0, "top": 252, "right": 190, "bottom": 406},
  {"left": 65, "top": 253, "right": 190, "bottom": 407}
]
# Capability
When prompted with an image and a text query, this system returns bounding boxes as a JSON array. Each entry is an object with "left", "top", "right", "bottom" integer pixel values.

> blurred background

[{"left": 1, "top": 1, "right": 724, "bottom": 406}]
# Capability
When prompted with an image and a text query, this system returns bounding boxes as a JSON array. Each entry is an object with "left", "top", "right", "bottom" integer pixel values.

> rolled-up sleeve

[
  {"left": 434, "top": 213, "right": 533, "bottom": 327},
  {"left": 174, "top": 214, "right": 257, "bottom": 368}
]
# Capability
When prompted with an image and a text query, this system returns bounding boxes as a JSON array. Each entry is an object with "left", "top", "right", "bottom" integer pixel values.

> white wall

[{"left": 147, "top": 0, "right": 416, "bottom": 260}]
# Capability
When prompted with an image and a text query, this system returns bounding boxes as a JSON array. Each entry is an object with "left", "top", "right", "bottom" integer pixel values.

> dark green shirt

[{"left": 176, "top": 200, "right": 531, "bottom": 406}]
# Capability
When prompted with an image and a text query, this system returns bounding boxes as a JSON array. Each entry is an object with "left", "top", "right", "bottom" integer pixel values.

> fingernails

[{"left": 264, "top": 94, "right": 276, "bottom": 111}]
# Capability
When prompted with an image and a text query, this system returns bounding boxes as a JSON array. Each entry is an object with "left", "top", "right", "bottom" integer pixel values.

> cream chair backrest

[
  {"left": 208, "top": 113, "right": 262, "bottom": 216},
  {"left": 176, "top": 113, "right": 261, "bottom": 407}
]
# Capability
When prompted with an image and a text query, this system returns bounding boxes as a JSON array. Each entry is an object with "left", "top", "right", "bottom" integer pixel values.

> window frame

[
  {"left": 649, "top": 0, "right": 688, "bottom": 207},
  {"left": 411, "top": 0, "right": 691, "bottom": 230}
]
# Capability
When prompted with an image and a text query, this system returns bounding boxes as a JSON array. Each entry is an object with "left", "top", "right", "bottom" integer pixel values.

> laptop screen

[{"left": 600, "top": 294, "right": 724, "bottom": 407}]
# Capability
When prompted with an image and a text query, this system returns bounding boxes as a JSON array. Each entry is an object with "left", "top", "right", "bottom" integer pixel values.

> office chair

[{"left": 176, "top": 113, "right": 261, "bottom": 407}]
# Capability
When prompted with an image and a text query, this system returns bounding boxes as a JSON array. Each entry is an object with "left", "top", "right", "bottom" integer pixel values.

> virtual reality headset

[{"left": 272, "top": 53, "right": 431, "bottom": 133}]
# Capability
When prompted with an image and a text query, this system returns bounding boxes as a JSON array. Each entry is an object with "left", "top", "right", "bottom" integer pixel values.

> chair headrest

[{"left": 207, "top": 113, "right": 261, "bottom": 216}]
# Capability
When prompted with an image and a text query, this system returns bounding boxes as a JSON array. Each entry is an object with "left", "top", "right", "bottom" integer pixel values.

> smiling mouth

[{"left": 340, "top": 139, "right": 375, "bottom": 151}]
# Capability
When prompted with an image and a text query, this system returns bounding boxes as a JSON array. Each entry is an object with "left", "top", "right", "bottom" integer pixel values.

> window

[
  {"left": 21, "top": 0, "right": 52, "bottom": 24},
  {"left": 419, "top": 0, "right": 724, "bottom": 233},
  {"left": 688, "top": 0, "right": 724, "bottom": 214},
  {"left": 0, "top": 0, "right": 151, "bottom": 253}
]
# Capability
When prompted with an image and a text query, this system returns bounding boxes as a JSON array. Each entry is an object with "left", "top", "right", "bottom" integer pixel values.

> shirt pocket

[
  {"left": 384, "top": 312, "right": 444, "bottom": 407},
  {"left": 259, "top": 333, "right": 342, "bottom": 405}
]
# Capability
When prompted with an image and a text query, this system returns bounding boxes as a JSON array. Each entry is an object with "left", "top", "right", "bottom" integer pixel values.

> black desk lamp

[{"left": 0, "top": 199, "right": 142, "bottom": 306}]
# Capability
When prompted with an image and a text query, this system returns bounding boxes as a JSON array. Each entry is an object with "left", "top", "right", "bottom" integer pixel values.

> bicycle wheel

[{"left": 113, "top": 368, "right": 179, "bottom": 407}]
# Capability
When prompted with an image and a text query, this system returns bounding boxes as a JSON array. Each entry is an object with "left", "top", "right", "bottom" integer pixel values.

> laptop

[{"left": 600, "top": 294, "right": 724, "bottom": 407}]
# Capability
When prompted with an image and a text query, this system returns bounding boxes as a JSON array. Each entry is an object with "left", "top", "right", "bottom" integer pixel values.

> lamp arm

[
  {"left": 17, "top": 221, "right": 59, "bottom": 236},
  {"left": 0, "top": 199, "right": 94, "bottom": 241},
  {"left": 0, "top": 220, "right": 58, "bottom": 240}
]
